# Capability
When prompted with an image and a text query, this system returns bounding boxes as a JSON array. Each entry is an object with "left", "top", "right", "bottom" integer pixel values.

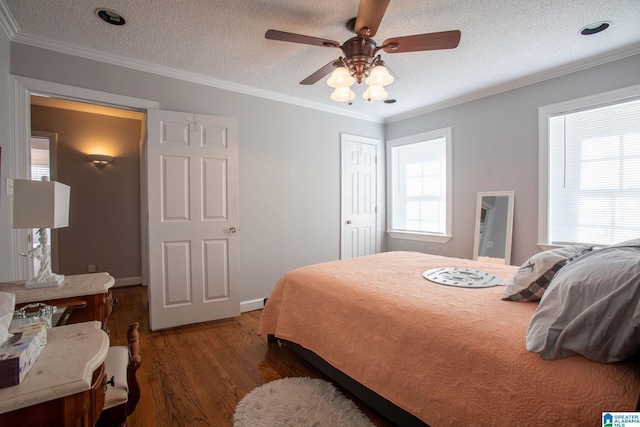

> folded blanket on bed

[{"left": 259, "top": 251, "right": 640, "bottom": 427}]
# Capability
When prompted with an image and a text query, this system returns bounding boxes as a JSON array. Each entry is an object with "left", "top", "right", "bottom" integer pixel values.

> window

[
  {"left": 30, "top": 136, "right": 51, "bottom": 180},
  {"left": 539, "top": 85, "right": 640, "bottom": 247},
  {"left": 29, "top": 137, "right": 52, "bottom": 274},
  {"left": 31, "top": 147, "right": 50, "bottom": 180},
  {"left": 387, "top": 128, "right": 452, "bottom": 242}
]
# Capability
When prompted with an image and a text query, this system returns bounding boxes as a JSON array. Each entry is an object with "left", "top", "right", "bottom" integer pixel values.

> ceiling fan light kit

[
  {"left": 365, "top": 63, "right": 394, "bottom": 87},
  {"left": 327, "top": 66, "right": 356, "bottom": 88},
  {"left": 363, "top": 85, "right": 388, "bottom": 102},
  {"left": 327, "top": 57, "right": 392, "bottom": 102},
  {"left": 265, "top": 0, "right": 461, "bottom": 105},
  {"left": 330, "top": 86, "right": 356, "bottom": 103},
  {"left": 331, "top": 53, "right": 393, "bottom": 102}
]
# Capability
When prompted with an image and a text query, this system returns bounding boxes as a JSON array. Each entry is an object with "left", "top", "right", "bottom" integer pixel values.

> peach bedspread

[{"left": 258, "top": 251, "right": 640, "bottom": 426}]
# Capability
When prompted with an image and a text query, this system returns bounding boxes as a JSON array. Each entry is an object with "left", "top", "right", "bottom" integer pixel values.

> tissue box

[
  {"left": 0, "top": 291, "right": 15, "bottom": 349},
  {"left": 0, "top": 322, "right": 47, "bottom": 388}
]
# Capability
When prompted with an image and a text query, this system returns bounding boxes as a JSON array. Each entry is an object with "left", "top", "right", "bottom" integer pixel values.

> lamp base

[{"left": 24, "top": 274, "right": 65, "bottom": 290}]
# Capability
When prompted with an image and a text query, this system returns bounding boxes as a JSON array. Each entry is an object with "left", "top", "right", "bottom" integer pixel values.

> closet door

[{"left": 341, "top": 134, "right": 379, "bottom": 259}]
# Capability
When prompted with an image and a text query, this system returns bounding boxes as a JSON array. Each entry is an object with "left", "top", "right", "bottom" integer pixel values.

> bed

[{"left": 258, "top": 250, "right": 640, "bottom": 427}]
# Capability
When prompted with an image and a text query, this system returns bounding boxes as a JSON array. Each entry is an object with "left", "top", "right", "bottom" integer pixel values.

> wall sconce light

[{"left": 87, "top": 154, "right": 114, "bottom": 165}]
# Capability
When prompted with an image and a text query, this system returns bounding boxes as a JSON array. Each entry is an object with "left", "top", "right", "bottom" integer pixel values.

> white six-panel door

[
  {"left": 147, "top": 109, "right": 240, "bottom": 330},
  {"left": 341, "top": 134, "right": 380, "bottom": 259}
]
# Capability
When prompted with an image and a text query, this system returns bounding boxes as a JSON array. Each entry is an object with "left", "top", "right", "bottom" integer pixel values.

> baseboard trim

[
  {"left": 109, "top": 281, "right": 263, "bottom": 311},
  {"left": 241, "top": 298, "right": 264, "bottom": 313},
  {"left": 114, "top": 276, "right": 143, "bottom": 288}
]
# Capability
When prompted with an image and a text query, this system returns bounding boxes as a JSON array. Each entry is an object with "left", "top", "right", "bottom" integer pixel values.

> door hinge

[{"left": 375, "top": 206, "right": 377, "bottom": 214}]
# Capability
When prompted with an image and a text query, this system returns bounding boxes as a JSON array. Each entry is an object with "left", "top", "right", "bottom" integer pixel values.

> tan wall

[{"left": 30, "top": 104, "right": 143, "bottom": 281}]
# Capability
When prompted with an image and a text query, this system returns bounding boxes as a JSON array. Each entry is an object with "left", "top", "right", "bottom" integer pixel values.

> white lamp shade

[
  {"left": 327, "top": 67, "right": 355, "bottom": 88},
  {"left": 13, "top": 179, "right": 70, "bottom": 229},
  {"left": 365, "top": 65, "right": 394, "bottom": 87},
  {"left": 362, "top": 85, "right": 388, "bottom": 101},
  {"left": 330, "top": 87, "right": 356, "bottom": 102}
]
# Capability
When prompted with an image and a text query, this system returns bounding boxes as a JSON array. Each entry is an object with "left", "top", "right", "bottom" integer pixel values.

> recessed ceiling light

[
  {"left": 384, "top": 99, "right": 397, "bottom": 104},
  {"left": 95, "top": 8, "right": 126, "bottom": 26},
  {"left": 580, "top": 21, "right": 610, "bottom": 35}
]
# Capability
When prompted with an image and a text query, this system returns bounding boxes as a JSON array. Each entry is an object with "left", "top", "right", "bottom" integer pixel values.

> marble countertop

[
  {"left": 0, "top": 321, "right": 110, "bottom": 414},
  {"left": 1, "top": 273, "right": 115, "bottom": 304}
]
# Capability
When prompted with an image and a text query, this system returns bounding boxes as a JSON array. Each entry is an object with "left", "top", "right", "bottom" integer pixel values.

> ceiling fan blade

[
  {"left": 300, "top": 60, "right": 338, "bottom": 85},
  {"left": 382, "top": 30, "right": 461, "bottom": 53},
  {"left": 265, "top": 29, "right": 340, "bottom": 48},
  {"left": 354, "top": 0, "right": 390, "bottom": 37}
]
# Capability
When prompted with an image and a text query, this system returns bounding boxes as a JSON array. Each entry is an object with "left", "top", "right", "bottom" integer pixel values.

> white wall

[
  {"left": 385, "top": 53, "right": 640, "bottom": 265},
  {"left": 5, "top": 43, "right": 385, "bottom": 303},
  {"left": 0, "top": 30, "right": 12, "bottom": 279},
  {"left": 4, "top": 41, "right": 639, "bottom": 295}
]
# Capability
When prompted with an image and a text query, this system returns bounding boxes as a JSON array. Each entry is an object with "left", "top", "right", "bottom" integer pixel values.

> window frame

[
  {"left": 386, "top": 127, "right": 453, "bottom": 243},
  {"left": 537, "top": 83, "right": 640, "bottom": 249}
]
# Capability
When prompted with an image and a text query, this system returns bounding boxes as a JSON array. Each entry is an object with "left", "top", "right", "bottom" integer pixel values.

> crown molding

[
  {"left": 4, "top": 0, "right": 637, "bottom": 126},
  {"left": 9, "top": 31, "right": 385, "bottom": 124},
  {"left": 0, "top": 0, "right": 18, "bottom": 39},
  {"left": 385, "top": 42, "right": 640, "bottom": 124}
]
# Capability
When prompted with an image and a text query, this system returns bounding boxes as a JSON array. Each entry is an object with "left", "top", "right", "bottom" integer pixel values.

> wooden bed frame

[{"left": 270, "top": 335, "right": 640, "bottom": 425}]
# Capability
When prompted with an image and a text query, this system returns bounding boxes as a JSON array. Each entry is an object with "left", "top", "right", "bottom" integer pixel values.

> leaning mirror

[{"left": 473, "top": 191, "right": 514, "bottom": 265}]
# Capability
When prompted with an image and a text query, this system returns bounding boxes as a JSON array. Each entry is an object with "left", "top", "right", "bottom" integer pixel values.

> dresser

[
  {"left": 0, "top": 321, "right": 110, "bottom": 427},
  {"left": 5, "top": 273, "right": 115, "bottom": 331}
]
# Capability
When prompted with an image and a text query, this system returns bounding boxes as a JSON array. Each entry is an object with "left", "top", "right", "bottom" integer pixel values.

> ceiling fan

[{"left": 265, "top": 0, "right": 461, "bottom": 103}]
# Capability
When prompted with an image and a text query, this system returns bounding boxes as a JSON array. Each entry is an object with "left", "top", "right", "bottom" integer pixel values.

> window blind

[
  {"left": 548, "top": 98, "right": 640, "bottom": 246},
  {"left": 30, "top": 147, "right": 50, "bottom": 181},
  {"left": 392, "top": 137, "right": 446, "bottom": 234}
]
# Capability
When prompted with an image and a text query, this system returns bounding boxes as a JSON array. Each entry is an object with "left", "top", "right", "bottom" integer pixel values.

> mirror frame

[{"left": 472, "top": 191, "right": 515, "bottom": 265}]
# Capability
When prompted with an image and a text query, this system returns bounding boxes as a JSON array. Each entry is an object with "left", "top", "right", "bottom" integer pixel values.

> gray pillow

[
  {"left": 526, "top": 243, "right": 640, "bottom": 362},
  {"left": 501, "top": 245, "right": 592, "bottom": 302},
  {"left": 611, "top": 237, "right": 640, "bottom": 248}
]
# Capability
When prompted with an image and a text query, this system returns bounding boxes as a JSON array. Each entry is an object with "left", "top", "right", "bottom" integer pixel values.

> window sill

[{"left": 387, "top": 230, "right": 452, "bottom": 243}]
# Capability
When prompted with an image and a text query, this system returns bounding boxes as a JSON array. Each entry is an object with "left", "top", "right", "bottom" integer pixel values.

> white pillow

[
  {"left": 501, "top": 245, "right": 592, "bottom": 302},
  {"left": 526, "top": 243, "right": 640, "bottom": 362}
]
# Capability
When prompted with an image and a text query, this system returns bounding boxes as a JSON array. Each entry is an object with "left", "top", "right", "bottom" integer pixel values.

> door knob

[
  {"left": 346, "top": 220, "right": 352, "bottom": 224},
  {"left": 227, "top": 227, "right": 237, "bottom": 233}
]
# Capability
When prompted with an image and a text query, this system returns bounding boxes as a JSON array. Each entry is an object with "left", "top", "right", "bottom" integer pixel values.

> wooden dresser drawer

[{"left": 0, "top": 363, "right": 105, "bottom": 427}]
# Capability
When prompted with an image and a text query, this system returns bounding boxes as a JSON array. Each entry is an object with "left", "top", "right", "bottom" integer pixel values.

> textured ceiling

[{"left": 2, "top": 0, "right": 640, "bottom": 122}]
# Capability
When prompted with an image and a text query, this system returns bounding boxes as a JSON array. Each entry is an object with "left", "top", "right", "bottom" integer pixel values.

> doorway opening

[
  {"left": 28, "top": 94, "right": 147, "bottom": 287},
  {"left": 26, "top": 132, "right": 58, "bottom": 276}
]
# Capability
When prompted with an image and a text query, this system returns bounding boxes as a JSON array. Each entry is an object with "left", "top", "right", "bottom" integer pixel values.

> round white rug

[{"left": 233, "top": 377, "right": 375, "bottom": 427}]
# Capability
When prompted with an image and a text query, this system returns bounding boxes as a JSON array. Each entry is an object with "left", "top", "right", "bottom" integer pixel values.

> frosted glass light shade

[
  {"left": 362, "top": 85, "right": 388, "bottom": 102},
  {"left": 330, "top": 87, "right": 356, "bottom": 102},
  {"left": 365, "top": 65, "right": 394, "bottom": 87},
  {"left": 327, "top": 67, "right": 355, "bottom": 88}
]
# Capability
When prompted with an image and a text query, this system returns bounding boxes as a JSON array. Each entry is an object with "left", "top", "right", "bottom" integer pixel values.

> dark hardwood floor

[{"left": 108, "top": 285, "right": 395, "bottom": 427}]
